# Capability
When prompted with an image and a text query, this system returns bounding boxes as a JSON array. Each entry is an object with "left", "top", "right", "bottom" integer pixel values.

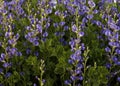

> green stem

[
  {"left": 83, "top": 47, "right": 89, "bottom": 86},
  {"left": 83, "top": 59, "right": 87, "bottom": 86},
  {"left": 40, "top": 72, "right": 43, "bottom": 86},
  {"left": 73, "top": 81, "right": 75, "bottom": 86}
]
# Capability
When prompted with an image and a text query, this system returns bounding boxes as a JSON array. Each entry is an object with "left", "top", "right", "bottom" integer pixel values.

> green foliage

[
  {"left": 26, "top": 56, "right": 37, "bottom": 65},
  {"left": 1, "top": 0, "right": 120, "bottom": 86},
  {"left": 83, "top": 23, "right": 106, "bottom": 65},
  {"left": 86, "top": 65, "right": 109, "bottom": 86}
]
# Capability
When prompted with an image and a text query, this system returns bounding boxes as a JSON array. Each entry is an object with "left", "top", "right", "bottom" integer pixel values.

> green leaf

[
  {"left": 26, "top": 56, "right": 37, "bottom": 65},
  {"left": 13, "top": 71, "right": 21, "bottom": 83},
  {"left": 0, "top": 75, "right": 3, "bottom": 82},
  {"left": 45, "top": 77, "right": 56, "bottom": 86}
]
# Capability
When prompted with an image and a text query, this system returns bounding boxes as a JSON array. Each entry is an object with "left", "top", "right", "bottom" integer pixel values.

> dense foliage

[{"left": 0, "top": 0, "right": 120, "bottom": 86}]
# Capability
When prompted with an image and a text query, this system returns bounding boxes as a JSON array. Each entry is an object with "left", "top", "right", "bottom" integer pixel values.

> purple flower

[
  {"left": 105, "top": 63, "right": 112, "bottom": 69},
  {"left": 82, "top": 17, "right": 88, "bottom": 23},
  {"left": 112, "top": 56, "right": 118, "bottom": 62},
  {"left": 115, "top": 62, "right": 120, "bottom": 65},
  {"left": 93, "top": 9, "right": 98, "bottom": 14},
  {"left": 59, "top": 38, "right": 65, "bottom": 43},
  {"left": 70, "top": 75, "right": 76, "bottom": 81},
  {"left": 75, "top": 69, "right": 81, "bottom": 74},
  {"left": 8, "top": 39, "right": 15, "bottom": 45},
  {"left": 0, "top": 42, "right": 2, "bottom": 46},
  {"left": 113, "top": 32, "right": 119, "bottom": 41},
  {"left": 96, "top": 21, "right": 102, "bottom": 26},
  {"left": 102, "top": 14, "right": 108, "bottom": 19},
  {"left": 79, "top": 76, "right": 83, "bottom": 80},
  {"left": 43, "top": 32, "right": 48, "bottom": 37},
  {"left": 14, "top": 33, "right": 20, "bottom": 40},
  {"left": 115, "top": 49, "right": 120, "bottom": 54},
  {"left": 64, "top": 26, "right": 69, "bottom": 31},
  {"left": 108, "top": 42, "right": 116, "bottom": 47},
  {"left": 30, "top": 19, "right": 35, "bottom": 24},
  {"left": 117, "top": 77, "right": 120, "bottom": 82},
  {"left": 25, "top": 34, "right": 29, "bottom": 39},
  {"left": 61, "top": 32, "right": 65, "bottom": 36},
  {"left": 10, "top": 48, "right": 17, "bottom": 55},
  {"left": 81, "top": 43, "right": 85, "bottom": 50},
  {"left": 53, "top": 23, "right": 59, "bottom": 28},
  {"left": 62, "top": 41, "right": 68, "bottom": 46},
  {"left": 87, "top": 14, "right": 93, "bottom": 19},
  {"left": 64, "top": 80, "right": 71, "bottom": 85},
  {"left": 88, "top": 0, "right": 96, "bottom": 8},
  {"left": 16, "top": 52, "right": 22, "bottom": 56},
  {"left": 77, "top": 63, "right": 83, "bottom": 69},
  {"left": 105, "top": 30, "right": 111, "bottom": 36},
  {"left": 68, "top": 59, "right": 74, "bottom": 64},
  {"left": 58, "top": 0, "right": 62, "bottom": 3},
  {"left": 105, "top": 47, "right": 111, "bottom": 52},
  {"left": 80, "top": 0, "right": 86, "bottom": 4},
  {"left": 5, "top": 72, "right": 11, "bottom": 78},
  {"left": 0, "top": 68, "right": 3, "bottom": 74},
  {"left": 33, "top": 83, "right": 37, "bottom": 86},
  {"left": 45, "top": 8, "right": 52, "bottom": 14},
  {"left": 8, "top": 0, "right": 17, "bottom": 5},
  {"left": 27, "top": 32, "right": 32, "bottom": 37},
  {"left": 82, "top": 5, "right": 90, "bottom": 13},
  {"left": 106, "top": 0, "right": 113, "bottom": 3},
  {"left": 5, "top": 46, "right": 10, "bottom": 52},
  {"left": 29, "top": 38, "right": 34, "bottom": 42},
  {"left": 109, "top": 23, "right": 119, "bottom": 31},
  {"left": 54, "top": 32, "right": 60, "bottom": 36},
  {"left": 55, "top": 10, "right": 60, "bottom": 16},
  {"left": 5, "top": 32, "right": 11, "bottom": 38},
  {"left": 26, "top": 48, "right": 31, "bottom": 55},
  {"left": 75, "top": 50, "right": 81, "bottom": 55},
  {"left": 46, "top": 22, "right": 50, "bottom": 29},
  {"left": 42, "top": 79, "right": 46, "bottom": 83},
  {"left": 3, "top": 62, "right": 11, "bottom": 68},
  {"left": 36, "top": 24, "right": 42, "bottom": 33},
  {"left": 78, "top": 32, "right": 84, "bottom": 37},
  {"left": 69, "top": 40, "right": 75, "bottom": 49},
  {"left": 33, "top": 40, "right": 39, "bottom": 46},
  {"left": 1, "top": 53, "right": 5, "bottom": 58},
  {"left": 72, "top": 25, "right": 77, "bottom": 32},
  {"left": 70, "top": 54, "right": 76, "bottom": 61},
  {"left": 41, "top": 38, "right": 46, "bottom": 42},
  {"left": 63, "top": 0, "right": 70, "bottom": 5},
  {"left": 35, "top": 76, "right": 39, "bottom": 80},
  {"left": 26, "top": 26, "right": 31, "bottom": 30},
  {"left": 59, "top": 21, "right": 65, "bottom": 26},
  {"left": 0, "top": 84, "right": 3, "bottom": 86},
  {"left": 34, "top": 51, "right": 39, "bottom": 57}
]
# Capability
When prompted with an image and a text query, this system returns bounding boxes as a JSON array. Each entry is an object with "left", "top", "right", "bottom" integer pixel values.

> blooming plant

[{"left": 0, "top": 0, "right": 120, "bottom": 86}]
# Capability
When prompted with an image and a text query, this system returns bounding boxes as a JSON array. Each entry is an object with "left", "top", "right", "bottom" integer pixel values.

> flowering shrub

[{"left": 0, "top": 0, "right": 120, "bottom": 86}]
